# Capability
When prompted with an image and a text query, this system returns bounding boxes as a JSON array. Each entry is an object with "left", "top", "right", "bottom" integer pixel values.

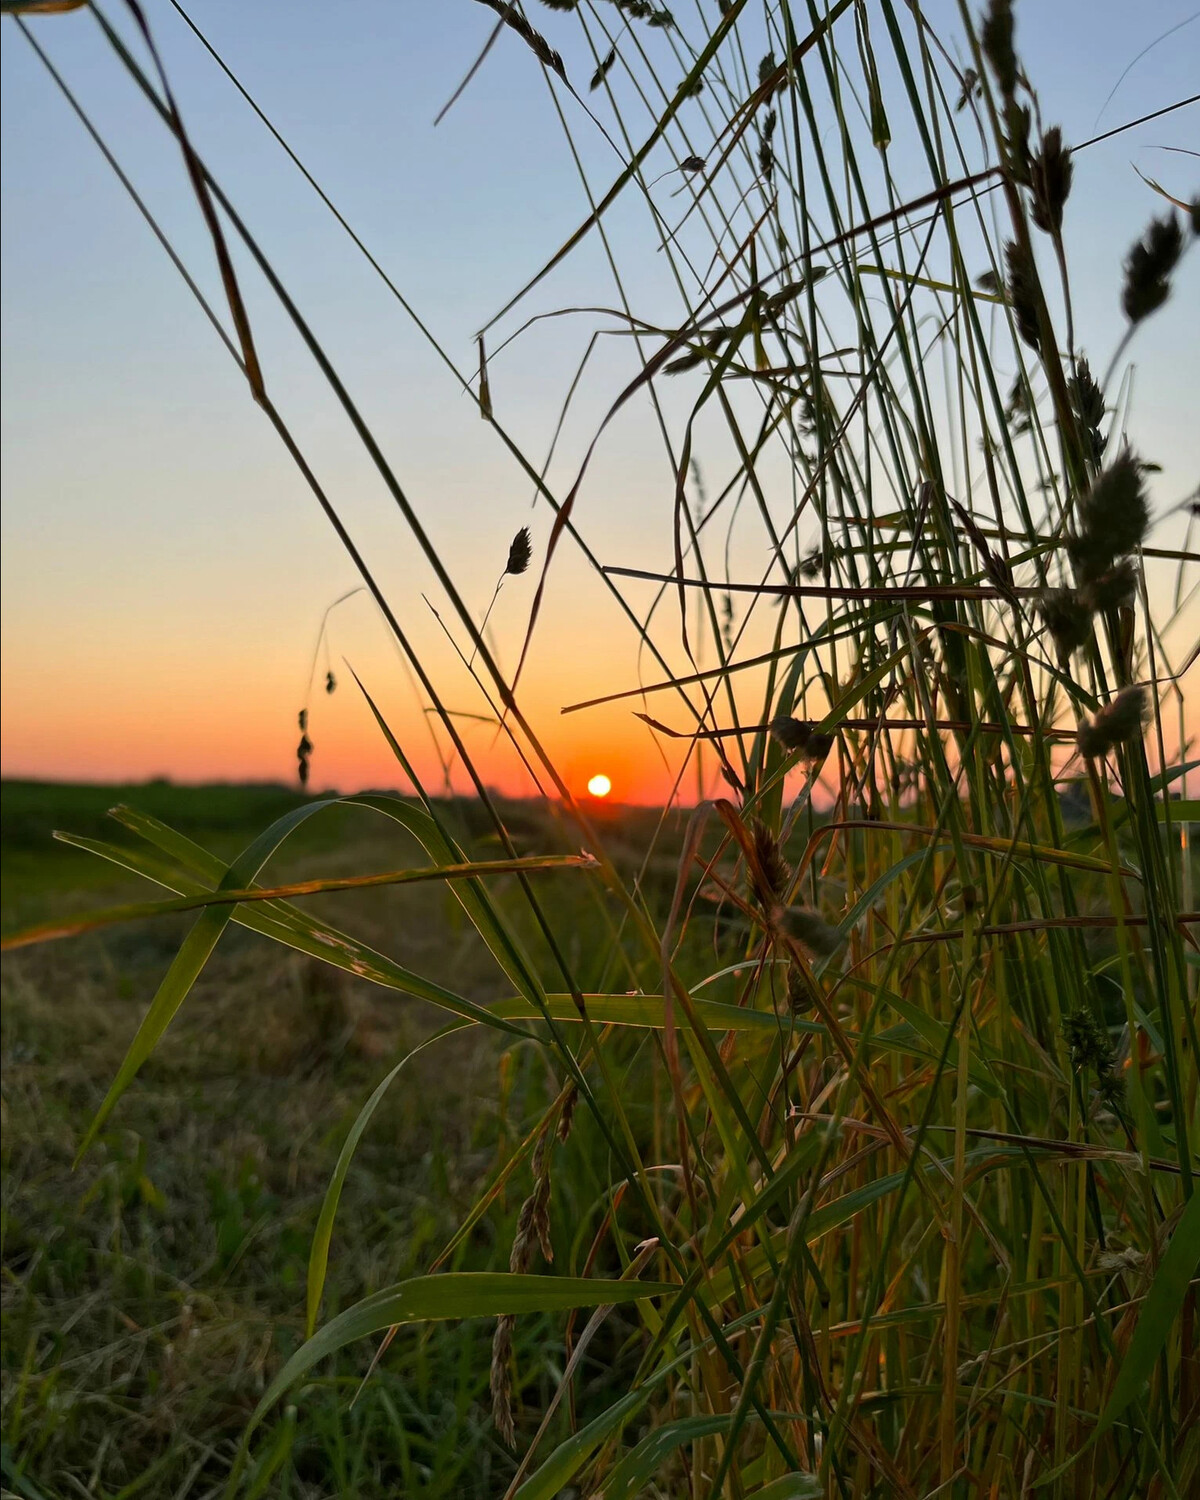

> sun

[{"left": 587, "top": 773, "right": 612, "bottom": 799}]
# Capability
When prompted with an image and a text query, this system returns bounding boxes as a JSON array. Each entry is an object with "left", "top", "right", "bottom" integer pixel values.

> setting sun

[{"left": 587, "top": 774, "right": 612, "bottom": 798}]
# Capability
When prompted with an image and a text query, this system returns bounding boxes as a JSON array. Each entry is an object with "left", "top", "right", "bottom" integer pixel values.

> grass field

[{"left": 2, "top": 778, "right": 667, "bottom": 1498}]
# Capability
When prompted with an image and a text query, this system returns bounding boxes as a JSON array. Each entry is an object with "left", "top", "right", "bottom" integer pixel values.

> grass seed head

[
  {"left": 1080, "top": 558, "right": 1138, "bottom": 614},
  {"left": 590, "top": 47, "right": 616, "bottom": 91},
  {"left": 490, "top": 1315, "right": 516, "bottom": 1446},
  {"left": 505, "top": 526, "right": 533, "bottom": 576},
  {"left": 786, "top": 964, "right": 817, "bottom": 1014},
  {"left": 1076, "top": 685, "right": 1146, "bottom": 759},
  {"left": 1122, "top": 212, "right": 1184, "bottom": 324},
  {"left": 1037, "top": 587, "right": 1092, "bottom": 662},
  {"left": 770, "top": 715, "right": 812, "bottom": 752},
  {"left": 981, "top": 0, "right": 1017, "bottom": 98},
  {"left": 750, "top": 819, "right": 791, "bottom": 909},
  {"left": 1068, "top": 356, "right": 1107, "bottom": 463},
  {"left": 1076, "top": 451, "right": 1150, "bottom": 565},
  {"left": 1004, "top": 239, "right": 1041, "bottom": 352},
  {"left": 1029, "top": 127, "right": 1072, "bottom": 234}
]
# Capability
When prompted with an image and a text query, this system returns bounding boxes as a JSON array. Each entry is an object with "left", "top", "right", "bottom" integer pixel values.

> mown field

[{"left": 1, "top": 778, "right": 676, "bottom": 1498}]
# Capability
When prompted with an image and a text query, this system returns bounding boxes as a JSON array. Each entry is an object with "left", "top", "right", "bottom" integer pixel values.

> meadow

[{"left": 2, "top": 1, "right": 1198, "bottom": 1498}]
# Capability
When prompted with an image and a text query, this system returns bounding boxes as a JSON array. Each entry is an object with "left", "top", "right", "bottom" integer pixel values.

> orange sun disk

[{"left": 587, "top": 774, "right": 612, "bottom": 798}]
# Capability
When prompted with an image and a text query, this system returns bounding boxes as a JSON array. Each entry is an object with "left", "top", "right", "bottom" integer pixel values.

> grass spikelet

[
  {"left": 1029, "top": 126, "right": 1072, "bottom": 234},
  {"left": 803, "top": 731, "right": 834, "bottom": 762},
  {"left": 1076, "top": 685, "right": 1147, "bottom": 758},
  {"left": 296, "top": 732, "right": 313, "bottom": 786},
  {"left": 1121, "top": 212, "right": 1184, "bottom": 323},
  {"left": 1069, "top": 355, "right": 1107, "bottom": 463},
  {"left": 505, "top": 526, "right": 532, "bottom": 577},
  {"left": 1079, "top": 557, "right": 1138, "bottom": 613},
  {"left": 1003, "top": 238, "right": 1041, "bottom": 352},
  {"left": 489, "top": 1120, "right": 555, "bottom": 1443},
  {"left": 479, "top": 0, "right": 566, "bottom": 82},
  {"left": 590, "top": 47, "right": 615, "bottom": 90},
  {"left": 786, "top": 964, "right": 817, "bottom": 1014},
  {"left": 981, "top": 0, "right": 1017, "bottom": 98},
  {"left": 490, "top": 1315, "right": 516, "bottom": 1446},
  {"left": 749, "top": 819, "right": 791, "bottom": 910},
  {"left": 1074, "top": 450, "right": 1150, "bottom": 570},
  {"left": 769, "top": 715, "right": 812, "bottom": 752},
  {"left": 1037, "top": 587, "right": 1092, "bottom": 663},
  {"left": 557, "top": 1082, "right": 578, "bottom": 1143}
]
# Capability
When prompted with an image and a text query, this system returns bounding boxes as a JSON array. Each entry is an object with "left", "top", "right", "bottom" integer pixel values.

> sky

[{"left": 1, "top": 1, "right": 1197, "bottom": 804}]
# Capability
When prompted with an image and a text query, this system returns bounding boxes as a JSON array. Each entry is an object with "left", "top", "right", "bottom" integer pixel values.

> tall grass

[{"left": 5, "top": 1, "right": 1198, "bottom": 1496}]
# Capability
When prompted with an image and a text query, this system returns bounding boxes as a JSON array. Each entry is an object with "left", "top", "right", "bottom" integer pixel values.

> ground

[{"left": 1, "top": 779, "right": 635, "bottom": 1499}]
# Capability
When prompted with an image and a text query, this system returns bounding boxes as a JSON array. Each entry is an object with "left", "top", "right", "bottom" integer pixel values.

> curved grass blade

[
  {"left": 248, "top": 1272, "right": 677, "bottom": 1439},
  {"left": 305, "top": 1025, "right": 469, "bottom": 1337},
  {"left": 77, "top": 798, "right": 340, "bottom": 1158},
  {"left": 1, "top": 851, "right": 597, "bottom": 952}
]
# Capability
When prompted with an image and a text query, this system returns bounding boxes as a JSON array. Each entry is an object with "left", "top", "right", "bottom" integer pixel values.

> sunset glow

[{"left": 587, "top": 774, "right": 612, "bottom": 799}]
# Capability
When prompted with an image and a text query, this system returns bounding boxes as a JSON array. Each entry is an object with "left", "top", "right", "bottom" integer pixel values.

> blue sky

[{"left": 1, "top": 1, "right": 1196, "bottom": 795}]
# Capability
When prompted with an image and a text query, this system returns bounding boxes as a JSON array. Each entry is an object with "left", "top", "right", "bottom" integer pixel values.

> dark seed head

[
  {"left": 750, "top": 819, "right": 791, "bottom": 909},
  {"left": 1079, "top": 558, "right": 1138, "bottom": 614},
  {"left": 298, "top": 708, "right": 308, "bottom": 732},
  {"left": 1076, "top": 685, "right": 1147, "bottom": 759},
  {"left": 981, "top": 0, "right": 1017, "bottom": 98},
  {"left": 1062, "top": 1007, "right": 1116, "bottom": 1076},
  {"left": 1068, "top": 356, "right": 1107, "bottom": 463},
  {"left": 680, "top": 154, "right": 706, "bottom": 174},
  {"left": 786, "top": 964, "right": 817, "bottom": 1014},
  {"left": 1076, "top": 451, "right": 1150, "bottom": 566},
  {"left": 769, "top": 715, "right": 812, "bottom": 752},
  {"left": 589, "top": 47, "right": 616, "bottom": 91},
  {"left": 1037, "top": 587, "right": 1092, "bottom": 663},
  {"left": 325, "top": 671, "right": 337, "bottom": 695},
  {"left": 803, "top": 732, "right": 835, "bottom": 762},
  {"left": 1122, "top": 213, "right": 1184, "bottom": 324},
  {"left": 1029, "top": 127, "right": 1072, "bottom": 235},
  {"left": 1004, "top": 239, "right": 1041, "bottom": 353},
  {"left": 505, "top": 526, "right": 533, "bottom": 576}
]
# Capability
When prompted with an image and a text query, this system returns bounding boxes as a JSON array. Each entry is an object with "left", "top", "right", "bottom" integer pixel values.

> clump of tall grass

[{"left": 5, "top": 1, "right": 1198, "bottom": 1497}]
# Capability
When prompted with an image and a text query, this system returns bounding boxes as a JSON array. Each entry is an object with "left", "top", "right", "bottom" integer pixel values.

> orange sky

[{"left": 2, "top": 4, "right": 1196, "bottom": 803}]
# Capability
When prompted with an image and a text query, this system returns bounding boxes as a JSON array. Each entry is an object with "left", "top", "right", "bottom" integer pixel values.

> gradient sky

[{"left": 2, "top": 1, "right": 1197, "bottom": 803}]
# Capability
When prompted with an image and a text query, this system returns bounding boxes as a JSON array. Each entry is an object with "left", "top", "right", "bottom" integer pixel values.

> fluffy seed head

[
  {"left": 1037, "top": 588, "right": 1092, "bottom": 662},
  {"left": 1076, "top": 452, "right": 1150, "bottom": 565},
  {"left": 770, "top": 715, "right": 812, "bottom": 752},
  {"left": 1076, "top": 686, "right": 1147, "bottom": 759},
  {"left": 1079, "top": 558, "right": 1138, "bottom": 614}
]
